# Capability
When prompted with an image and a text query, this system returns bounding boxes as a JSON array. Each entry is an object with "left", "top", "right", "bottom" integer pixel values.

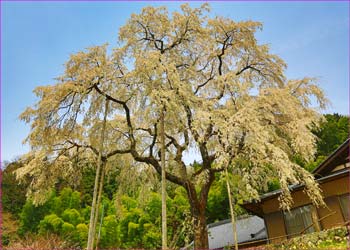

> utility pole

[
  {"left": 87, "top": 100, "right": 109, "bottom": 250},
  {"left": 95, "top": 203, "right": 105, "bottom": 250},
  {"left": 160, "top": 109, "right": 167, "bottom": 249},
  {"left": 225, "top": 167, "right": 238, "bottom": 250}
]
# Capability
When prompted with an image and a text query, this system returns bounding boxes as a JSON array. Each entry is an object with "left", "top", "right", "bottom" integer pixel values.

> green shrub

[
  {"left": 99, "top": 215, "right": 119, "bottom": 247},
  {"left": 80, "top": 206, "right": 91, "bottom": 223},
  {"left": 2, "top": 162, "right": 28, "bottom": 217},
  {"left": 60, "top": 188, "right": 81, "bottom": 210},
  {"left": 50, "top": 197, "right": 63, "bottom": 216},
  {"left": 75, "top": 223, "right": 88, "bottom": 247},
  {"left": 18, "top": 200, "right": 51, "bottom": 234},
  {"left": 2, "top": 233, "right": 10, "bottom": 246},
  {"left": 38, "top": 214, "right": 64, "bottom": 234},
  {"left": 61, "top": 208, "right": 83, "bottom": 226},
  {"left": 61, "top": 222, "right": 75, "bottom": 235},
  {"left": 128, "top": 221, "right": 140, "bottom": 238},
  {"left": 142, "top": 229, "right": 161, "bottom": 248}
]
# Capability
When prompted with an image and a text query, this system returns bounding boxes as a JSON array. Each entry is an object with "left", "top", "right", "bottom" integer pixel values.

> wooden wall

[{"left": 262, "top": 175, "right": 349, "bottom": 242}]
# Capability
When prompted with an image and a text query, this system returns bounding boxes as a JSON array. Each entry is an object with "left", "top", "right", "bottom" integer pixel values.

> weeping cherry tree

[{"left": 18, "top": 4, "right": 327, "bottom": 248}]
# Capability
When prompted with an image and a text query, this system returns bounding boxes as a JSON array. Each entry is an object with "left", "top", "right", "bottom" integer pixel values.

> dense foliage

[
  {"left": 15, "top": 187, "right": 192, "bottom": 248},
  {"left": 2, "top": 113, "right": 348, "bottom": 247},
  {"left": 267, "top": 226, "right": 349, "bottom": 250},
  {"left": 4, "top": 162, "right": 232, "bottom": 248},
  {"left": 305, "top": 113, "right": 349, "bottom": 172},
  {"left": 315, "top": 114, "right": 349, "bottom": 157},
  {"left": 2, "top": 161, "right": 28, "bottom": 217}
]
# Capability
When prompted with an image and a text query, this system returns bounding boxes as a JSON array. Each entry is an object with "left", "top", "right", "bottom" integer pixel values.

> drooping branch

[
  {"left": 136, "top": 15, "right": 193, "bottom": 54},
  {"left": 150, "top": 124, "right": 158, "bottom": 157},
  {"left": 93, "top": 83, "right": 135, "bottom": 142},
  {"left": 136, "top": 20, "right": 164, "bottom": 51},
  {"left": 130, "top": 148, "right": 185, "bottom": 187},
  {"left": 194, "top": 63, "right": 215, "bottom": 95},
  {"left": 184, "top": 105, "right": 200, "bottom": 142},
  {"left": 163, "top": 18, "right": 192, "bottom": 53},
  {"left": 66, "top": 140, "right": 99, "bottom": 157}
]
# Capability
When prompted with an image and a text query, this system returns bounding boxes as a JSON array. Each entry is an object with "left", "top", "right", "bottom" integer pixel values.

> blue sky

[{"left": 1, "top": 1, "right": 349, "bottom": 163}]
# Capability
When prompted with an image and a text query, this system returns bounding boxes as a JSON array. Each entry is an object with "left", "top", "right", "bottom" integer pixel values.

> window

[
  {"left": 284, "top": 205, "right": 318, "bottom": 236},
  {"left": 339, "top": 194, "right": 350, "bottom": 221}
]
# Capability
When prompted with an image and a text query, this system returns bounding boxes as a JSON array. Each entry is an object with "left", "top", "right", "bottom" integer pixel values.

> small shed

[{"left": 208, "top": 215, "right": 267, "bottom": 249}]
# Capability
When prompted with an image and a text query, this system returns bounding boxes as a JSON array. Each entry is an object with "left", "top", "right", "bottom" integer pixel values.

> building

[
  {"left": 207, "top": 215, "right": 267, "bottom": 249},
  {"left": 243, "top": 138, "right": 350, "bottom": 243}
]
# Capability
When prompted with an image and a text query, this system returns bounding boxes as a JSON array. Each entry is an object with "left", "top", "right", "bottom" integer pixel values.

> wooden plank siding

[
  {"left": 259, "top": 175, "right": 349, "bottom": 241},
  {"left": 264, "top": 211, "right": 287, "bottom": 243}
]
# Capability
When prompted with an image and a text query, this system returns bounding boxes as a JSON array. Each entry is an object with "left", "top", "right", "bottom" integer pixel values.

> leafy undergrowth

[
  {"left": 3, "top": 234, "right": 70, "bottom": 250},
  {"left": 277, "top": 226, "right": 349, "bottom": 250},
  {"left": 242, "top": 226, "right": 349, "bottom": 250},
  {"left": 2, "top": 212, "right": 20, "bottom": 246}
]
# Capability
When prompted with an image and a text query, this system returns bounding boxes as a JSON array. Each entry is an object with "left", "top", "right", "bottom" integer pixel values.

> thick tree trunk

[
  {"left": 193, "top": 207, "right": 209, "bottom": 249},
  {"left": 185, "top": 170, "right": 215, "bottom": 250}
]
